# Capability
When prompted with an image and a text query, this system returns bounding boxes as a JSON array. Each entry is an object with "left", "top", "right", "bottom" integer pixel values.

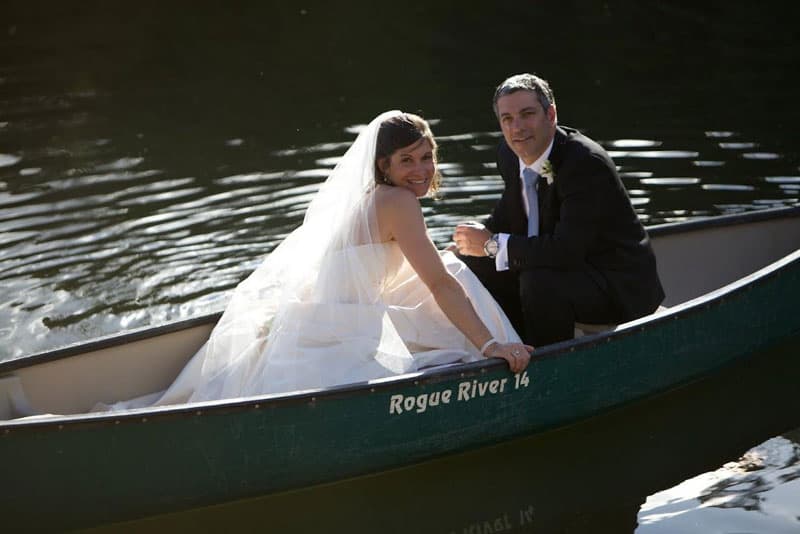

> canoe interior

[
  {"left": 0, "top": 322, "right": 214, "bottom": 418},
  {"left": 1, "top": 208, "right": 798, "bottom": 419},
  {"left": 650, "top": 210, "right": 800, "bottom": 306}
]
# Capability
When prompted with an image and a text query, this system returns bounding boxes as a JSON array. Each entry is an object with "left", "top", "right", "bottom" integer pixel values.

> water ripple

[
  {"left": 608, "top": 150, "right": 700, "bottom": 159},
  {"left": 0, "top": 154, "right": 21, "bottom": 167},
  {"left": 705, "top": 130, "right": 736, "bottom": 138},
  {"left": 215, "top": 172, "right": 286, "bottom": 185},
  {"left": 693, "top": 161, "right": 726, "bottom": 167},
  {"left": 742, "top": 152, "right": 781, "bottom": 160},
  {"left": 719, "top": 142, "right": 758, "bottom": 149},
  {"left": 0, "top": 191, "right": 43, "bottom": 207},
  {"left": 640, "top": 177, "right": 702, "bottom": 185},
  {"left": 764, "top": 176, "right": 800, "bottom": 183},
  {"left": 117, "top": 187, "right": 204, "bottom": 206},
  {"left": 43, "top": 169, "right": 164, "bottom": 190},
  {"left": 94, "top": 157, "right": 145, "bottom": 171},
  {"left": 1, "top": 118, "right": 798, "bottom": 362},
  {"left": 272, "top": 141, "right": 352, "bottom": 157},
  {"left": 701, "top": 184, "right": 756, "bottom": 191},
  {"left": 606, "top": 139, "right": 663, "bottom": 148}
]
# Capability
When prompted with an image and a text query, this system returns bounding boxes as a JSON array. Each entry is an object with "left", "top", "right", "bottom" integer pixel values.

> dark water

[{"left": 2, "top": 2, "right": 799, "bottom": 531}]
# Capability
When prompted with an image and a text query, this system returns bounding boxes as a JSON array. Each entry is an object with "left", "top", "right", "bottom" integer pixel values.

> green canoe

[{"left": 1, "top": 206, "right": 798, "bottom": 531}]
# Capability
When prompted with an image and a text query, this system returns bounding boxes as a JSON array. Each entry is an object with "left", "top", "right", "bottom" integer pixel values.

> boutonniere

[{"left": 541, "top": 160, "right": 555, "bottom": 186}]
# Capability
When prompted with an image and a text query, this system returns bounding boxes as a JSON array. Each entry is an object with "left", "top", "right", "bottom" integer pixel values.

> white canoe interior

[{"left": 1, "top": 211, "right": 799, "bottom": 420}]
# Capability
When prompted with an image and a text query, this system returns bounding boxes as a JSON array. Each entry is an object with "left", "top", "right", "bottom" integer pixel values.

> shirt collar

[{"left": 518, "top": 138, "right": 555, "bottom": 178}]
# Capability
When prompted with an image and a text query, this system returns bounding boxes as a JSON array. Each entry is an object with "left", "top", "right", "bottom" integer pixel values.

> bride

[{"left": 103, "top": 111, "right": 531, "bottom": 409}]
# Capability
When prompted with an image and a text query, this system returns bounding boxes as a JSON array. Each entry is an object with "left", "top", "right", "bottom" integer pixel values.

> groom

[{"left": 453, "top": 73, "right": 664, "bottom": 347}]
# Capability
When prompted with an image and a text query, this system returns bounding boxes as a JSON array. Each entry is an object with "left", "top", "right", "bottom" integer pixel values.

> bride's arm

[{"left": 380, "top": 188, "right": 532, "bottom": 373}]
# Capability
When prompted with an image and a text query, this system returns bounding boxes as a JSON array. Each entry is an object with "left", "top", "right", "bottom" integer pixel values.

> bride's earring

[{"left": 383, "top": 174, "right": 393, "bottom": 185}]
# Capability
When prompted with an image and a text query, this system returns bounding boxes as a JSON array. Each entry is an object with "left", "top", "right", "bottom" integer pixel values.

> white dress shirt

[{"left": 494, "top": 139, "right": 554, "bottom": 271}]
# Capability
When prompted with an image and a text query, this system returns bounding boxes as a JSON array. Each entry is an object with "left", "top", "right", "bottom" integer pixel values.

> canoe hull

[{"left": 3, "top": 248, "right": 799, "bottom": 530}]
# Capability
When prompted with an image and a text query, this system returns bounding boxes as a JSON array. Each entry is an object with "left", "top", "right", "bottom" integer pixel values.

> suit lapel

[
  {"left": 548, "top": 126, "right": 568, "bottom": 172},
  {"left": 538, "top": 127, "right": 568, "bottom": 231}
]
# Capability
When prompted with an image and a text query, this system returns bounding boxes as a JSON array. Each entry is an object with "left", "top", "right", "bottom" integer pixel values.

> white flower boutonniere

[{"left": 541, "top": 160, "right": 555, "bottom": 186}]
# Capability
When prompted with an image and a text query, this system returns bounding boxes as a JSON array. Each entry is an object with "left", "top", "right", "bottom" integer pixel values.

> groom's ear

[{"left": 547, "top": 104, "right": 557, "bottom": 124}]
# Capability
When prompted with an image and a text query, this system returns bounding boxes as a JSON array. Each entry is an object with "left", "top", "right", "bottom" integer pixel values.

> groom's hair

[
  {"left": 493, "top": 73, "right": 556, "bottom": 118},
  {"left": 375, "top": 113, "right": 441, "bottom": 194}
]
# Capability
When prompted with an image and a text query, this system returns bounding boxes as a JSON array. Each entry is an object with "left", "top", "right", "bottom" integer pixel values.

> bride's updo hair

[{"left": 375, "top": 113, "right": 441, "bottom": 194}]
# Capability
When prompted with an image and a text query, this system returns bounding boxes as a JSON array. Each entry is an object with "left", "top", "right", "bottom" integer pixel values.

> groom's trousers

[{"left": 458, "top": 255, "right": 621, "bottom": 348}]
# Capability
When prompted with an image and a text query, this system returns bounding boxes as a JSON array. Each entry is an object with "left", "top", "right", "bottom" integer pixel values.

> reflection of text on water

[{"left": 449, "top": 504, "right": 536, "bottom": 533}]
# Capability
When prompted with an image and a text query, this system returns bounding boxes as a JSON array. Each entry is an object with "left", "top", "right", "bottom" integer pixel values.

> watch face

[{"left": 484, "top": 237, "right": 499, "bottom": 257}]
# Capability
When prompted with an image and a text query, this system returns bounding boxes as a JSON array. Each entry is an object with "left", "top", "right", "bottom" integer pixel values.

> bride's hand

[{"left": 484, "top": 341, "right": 533, "bottom": 374}]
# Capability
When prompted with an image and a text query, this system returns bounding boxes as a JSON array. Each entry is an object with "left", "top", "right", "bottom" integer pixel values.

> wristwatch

[{"left": 483, "top": 234, "right": 500, "bottom": 258}]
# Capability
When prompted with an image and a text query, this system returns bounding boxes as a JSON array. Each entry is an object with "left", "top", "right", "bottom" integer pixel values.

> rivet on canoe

[
  {"left": 58, "top": 425, "right": 63, "bottom": 430},
  {"left": 114, "top": 420, "right": 120, "bottom": 425},
  {"left": 254, "top": 404, "right": 260, "bottom": 409},
  {"left": 414, "top": 381, "right": 419, "bottom": 386},
  {"left": 195, "top": 411, "right": 202, "bottom": 416},
  {"left": 370, "top": 388, "right": 375, "bottom": 393},
  {"left": 142, "top": 417, "right": 148, "bottom": 423}
]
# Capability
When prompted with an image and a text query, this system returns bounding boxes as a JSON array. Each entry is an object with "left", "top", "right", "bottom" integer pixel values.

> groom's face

[{"left": 497, "top": 90, "right": 556, "bottom": 166}]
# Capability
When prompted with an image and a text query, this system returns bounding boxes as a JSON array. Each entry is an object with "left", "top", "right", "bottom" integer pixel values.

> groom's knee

[
  {"left": 518, "top": 269, "right": 575, "bottom": 345},
  {"left": 519, "top": 269, "right": 570, "bottom": 308}
]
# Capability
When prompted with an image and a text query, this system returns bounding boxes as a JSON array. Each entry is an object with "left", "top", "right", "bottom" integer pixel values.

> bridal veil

[
  {"left": 101, "top": 110, "right": 518, "bottom": 409},
  {"left": 171, "top": 110, "right": 416, "bottom": 400}
]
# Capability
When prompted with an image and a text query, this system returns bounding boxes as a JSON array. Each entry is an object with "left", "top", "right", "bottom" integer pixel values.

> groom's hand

[{"left": 453, "top": 222, "right": 491, "bottom": 257}]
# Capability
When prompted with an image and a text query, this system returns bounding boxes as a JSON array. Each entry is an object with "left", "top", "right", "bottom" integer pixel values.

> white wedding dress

[{"left": 99, "top": 112, "right": 520, "bottom": 410}]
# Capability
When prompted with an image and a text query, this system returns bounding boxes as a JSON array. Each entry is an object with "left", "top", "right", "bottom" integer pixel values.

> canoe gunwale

[
  {"left": 2, "top": 245, "right": 798, "bottom": 432},
  {"left": 646, "top": 204, "right": 800, "bottom": 238},
  {"left": 0, "top": 312, "right": 222, "bottom": 376}
]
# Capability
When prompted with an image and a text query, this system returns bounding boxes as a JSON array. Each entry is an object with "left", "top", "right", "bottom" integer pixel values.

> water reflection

[
  {"left": 719, "top": 141, "right": 758, "bottom": 149},
  {"left": 692, "top": 160, "right": 725, "bottom": 167},
  {"left": 609, "top": 150, "right": 699, "bottom": 159},
  {"left": 607, "top": 139, "right": 662, "bottom": 148},
  {"left": 742, "top": 152, "right": 781, "bottom": 160},
  {"left": 0, "top": 154, "right": 21, "bottom": 167},
  {"left": 1, "top": 117, "right": 799, "bottom": 359}
]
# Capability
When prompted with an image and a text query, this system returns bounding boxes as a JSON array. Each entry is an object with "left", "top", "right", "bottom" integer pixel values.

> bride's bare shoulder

[
  {"left": 374, "top": 184, "right": 421, "bottom": 211},
  {"left": 374, "top": 185, "right": 424, "bottom": 240}
]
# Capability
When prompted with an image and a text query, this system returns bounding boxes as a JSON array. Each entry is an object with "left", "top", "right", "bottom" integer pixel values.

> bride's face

[{"left": 381, "top": 138, "right": 436, "bottom": 197}]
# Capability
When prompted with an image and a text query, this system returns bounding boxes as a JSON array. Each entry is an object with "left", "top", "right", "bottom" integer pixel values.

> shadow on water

[{"left": 75, "top": 339, "right": 800, "bottom": 534}]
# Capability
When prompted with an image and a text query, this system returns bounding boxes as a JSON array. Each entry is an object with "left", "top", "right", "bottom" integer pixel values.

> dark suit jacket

[{"left": 485, "top": 126, "right": 665, "bottom": 322}]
